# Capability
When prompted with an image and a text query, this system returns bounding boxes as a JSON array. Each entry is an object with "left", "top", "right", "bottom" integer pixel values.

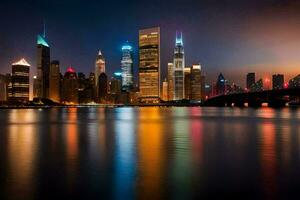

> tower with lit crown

[
  {"left": 95, "top": 50, "right": 105, "bottom": 87},
  {"left": 173, "top": 31, "right": 185, "bottom": 100},
  {"left": 121, "top": 42, "right": 134, "bottom": 92},
  {"left": 36, "top": 26, "right": 50, "bottom": 99}
]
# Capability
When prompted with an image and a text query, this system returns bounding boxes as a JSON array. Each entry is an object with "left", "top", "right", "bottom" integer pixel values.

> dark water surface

[{"left": 1, "top": 107, "right": 300, "bottom": 199}]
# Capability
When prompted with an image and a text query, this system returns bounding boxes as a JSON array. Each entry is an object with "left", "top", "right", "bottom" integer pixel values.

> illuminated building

[
  {"left": 272, "top": 74, "right": 284, "bottom": 90},
  {"left": 121, "top": 42, "right": 134, "bottom": 91},
  {"left": 98, "top": 73, "right": 108, "bottom": 103},
  {"left": 288, "top": 74, "right": 300, "bottom": 88},
  {"left": 8, "top": 58, "right": 30, "bottom": 103},
  {"left": 162, "top": 78, "right": 168, "bottom": 101},
  {"left": 138, "top": 27, "right": 160, "bottom": 103},
  {"left": 184, "top": 67, "right": 191, "bottom": 99},
  {"left": 250, "top": 79, "right": 263, "bottom": 92},
  {"left": 49, "top": 60, "right": 60, "bottom": 102},
  {"left": 216, "top": 73, "right": 226, "bottom": 95},
  {"left": 95, "top": 50, "right": 105, "bottom": 87},
  {"left": 62, "top": 67, "right": 78, "bottom": 104},
  {"left": 110, "top": 72, "right": 122, "bottom": 95},
  {"left": 173, "top": 32, "right": 185, "bottom": 100},
  {"left": 190, "top": 64, "right": 202, "bottom": 101},
  {"left": 167, "top": 63, "right": 174, "bottom": 101},
  {"left": 246, "top": 73, "right": 255, "bottom": 90},
  {"left": 36, "top": 33, "right": 50, "bottom": 98},
  {"left": 0, "top": 74, "right": 8, "bottom": 102}
]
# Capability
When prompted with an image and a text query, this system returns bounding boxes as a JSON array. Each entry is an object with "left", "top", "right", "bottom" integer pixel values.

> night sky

[{"left": 1, "top": 0, "right": 300, "bottom": 87}]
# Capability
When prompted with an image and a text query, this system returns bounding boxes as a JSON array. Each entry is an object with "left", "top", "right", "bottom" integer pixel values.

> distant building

[
  {"left": 250, "top": 79, "right": 263, "bottom": 92},
  {"left": 138, "top": 27, "right": 160, "bottom": 103},
  {"left": 184, "top": 67, "right": 191, "bottom": 100},
  {"left": 289, "top": 74, "right": 300, "bottom": 88},
  {"left": 190, "top": 64, "right": 202, "bottom": 101},
  {"left": 162, "top": 78, "right": 168, "bottom": 101},
  {"left": 246, "top": 73, "right": 255, "bottom": 90},
  {"left": 49, "top": 60, "right": 60, "bottom": 102},
  {"left": 36, "top": 34, "right": 50, "bottom": 98},
  {"left": 121, "top": 42, "right": 134, "bottom": 91},
  {"left": 110, "top": 72, "right": 122, "bottom": 95},
  {"left": 8, "top": 58, "right": 30, "bottom": 103},
  {"left": 167, "top": 63, "right": 174, "bottom": 101},
  {"left": 173, "top": 32, "right": 185, "bottom": 100},
  {"left": 95, "top": 50, "right": 105, "bottom": 95},
  {"left": 216, "top": 73, "right": 226, "bottom": 95},
  {"left": 0, "top": 74, "right": 8, "bottom": 102},
  {"left": 201, "top": 75, "right": 206, "bottom": 100},
  {"left": 62, "top": 67, "right": 78, "bottom": 104},
  {"left": 272, "top": 74, "right": 284, "bottom": 90},
  {"left": 98, "top": 73, "right": 108, "bottom": 103}
]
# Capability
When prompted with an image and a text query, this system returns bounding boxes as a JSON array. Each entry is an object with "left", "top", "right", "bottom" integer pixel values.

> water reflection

[
  {"left": 137, "top": 107, "right": 164, "bottom": 199},
  {"left": 1, "top": 107, "right": 300, "bottom": 199},
  {"left": 6, "top": 110, "right": 38, "bottom": 199}
]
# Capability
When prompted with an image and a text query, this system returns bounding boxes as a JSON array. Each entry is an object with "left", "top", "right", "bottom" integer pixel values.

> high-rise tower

[
  {"left": 138, "top": 27, "right": 160, "bottom": 103},
  {"left": 173, "top": 32, "right": 185, "bottom": 100},
  {"left": 36, "top": 31, "right": 50, "bottom": 99},
  {"left": 95, "top": 50, "right": 105, "bottom": 88},
  {"left": 121, "top": 42, "right": 134, "bottom": 91}
]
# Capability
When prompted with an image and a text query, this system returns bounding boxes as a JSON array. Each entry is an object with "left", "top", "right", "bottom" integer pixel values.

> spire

[
  {"left": 175, "top": 31, "right": 183, "bottom": 46},
  {"left": 98, "top": 50, "right": 102, "bottom": 55}
]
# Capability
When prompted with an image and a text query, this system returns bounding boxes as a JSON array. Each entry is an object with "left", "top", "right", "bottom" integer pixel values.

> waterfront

[{"left": 1, "top": 107, "right": 300, "bottom": 199}]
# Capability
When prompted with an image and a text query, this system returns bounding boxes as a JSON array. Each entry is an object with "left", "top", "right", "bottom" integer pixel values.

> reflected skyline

[{"left": 2, "top": 107, "right": 300, "bottom": 199}]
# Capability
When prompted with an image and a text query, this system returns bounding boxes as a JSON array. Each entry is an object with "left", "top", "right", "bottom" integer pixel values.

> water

[{"left": 1, "top": 107, "right": 300, "bottom": 199}]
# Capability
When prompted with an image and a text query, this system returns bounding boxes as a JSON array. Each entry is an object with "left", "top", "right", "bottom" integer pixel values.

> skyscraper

[
  {"left": 95, "top": 50, "right": 105, "bottom": 88},
  {"left": 8, "top": 58, "right": 30, "bottom": 103},
  {"left": 173, "top": 32, "right": 185, "bottom": 100},
  {"left": 190, "top": 64, "right": 202, "bottom": 101},
  {"left": 36, "top": 34, "right": 50, "bottom": 98},
  {"left": 216, "top": 73, "right": 226, "bottom": 95},
  {"left": 49, "top": 60, "right": 60, "bottom": 102},
  {"left": 62, "top": 67, "right": 78, "bottom": 104},
  {"left": 98, "top": 73, "right": 108, "bottom": 103},
  {"left": 162, "top": 78, "right": 168, "bottom": 101},
  {"left": 167, "top": 63, "right": 174, "bottom": 101},
  {"left": 139, "top": 27, "right": 160, "bottom": 103},
  {"left": 121, "top": 42, "right": 134, "bottom": 91},
  {"left": 272, "top": 74, "right": 284, "bottom": 90},
  {"left": 184, "top": 67, "right": 191, "bottom": 100},
  {"left": 246, "top": 73, "right": 255, "bottom": 90},
  {"left": 0, "top": 74, "right": 8, "bottom": 102}
]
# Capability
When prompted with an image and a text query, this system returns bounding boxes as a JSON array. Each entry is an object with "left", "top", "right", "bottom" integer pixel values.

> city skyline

[{"left": 2, "top": 0, "right": 300, "bottom": 87}]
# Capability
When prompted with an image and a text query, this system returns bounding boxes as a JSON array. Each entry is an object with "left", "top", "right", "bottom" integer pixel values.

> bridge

[{"left": 203, "top": 88, "right": 300, "bottom": 107}]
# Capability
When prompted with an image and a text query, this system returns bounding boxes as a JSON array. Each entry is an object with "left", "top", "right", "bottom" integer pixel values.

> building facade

[
  {"left": 173, "top": 32, "right": 185, "bottom": 100},
  {"left": 190, "top": 64, "right": 202, "bottom": 101},
  {"left": 167, "top": 63, "right": 174, "bottom": 101},
  {"left": 49, "top": 60, "right": 60, "bottom": 102},
  {"left": 62, "top": 67, "right": 78, "bottom": 104},
  {"left": 98, "top": 73, "right": 108, "bottom": 103},
  {"left": 246, "top": 73, "right": 255, "bottom": 90},
  {"left": 216, "top": 73, "right": 226, "bottom": 95},
  {"left": 184, "top": 67, "right": 191, "bottom": 100},
  {"left": 138, "top": 27, "right": 160, "bottom": 103},
  {"left": 272, "top": 74, "right": 284, "bottom": 90},
  {"left": 121, "top": 42, "right": 134, "bottom": 92},
  {"left": 36, "top": 34, "right": 50, "bottom": 98},
  {"left": 162, "top": 78, "right": 168, "bottom": 101},
  {"left": 8, "top": 59, "right": 30, "bottom": 103},
  {"left": 0, "top": 74, "right": 8, "bottom": 102},
  {"left": 95, "top": 50, "right": 105, "bottom": 91}
]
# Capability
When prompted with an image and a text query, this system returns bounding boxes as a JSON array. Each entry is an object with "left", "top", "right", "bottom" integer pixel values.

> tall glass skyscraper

[
  {"left": 139, "top": 27, "right": 160, "bottom": 103},
  {"left": 173, "top": 32, "right": 185, "bottom": 100},
  {"left": 36, "top": 34, "right": 50, "bottom": 98},
  {"left": 121, "top": 42, "right": 134, "bottom": 91}
]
